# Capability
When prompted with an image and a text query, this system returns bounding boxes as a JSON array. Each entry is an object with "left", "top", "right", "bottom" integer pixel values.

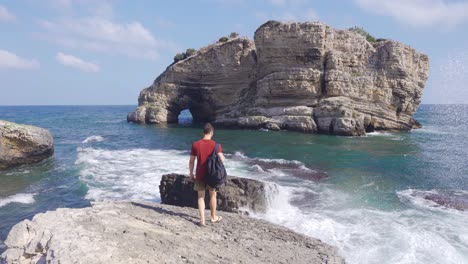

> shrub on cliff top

[
  {"left": 185, "top": 48, "right": 196, "bottom": 57},
  {"left": 173, "top": 48, "right": 197, "bottom": 63},
  {"left": 229, "top": 32, "right": 239, "bottom": 38},
  {"left": 218, "top": 36, "right": 229, "bottom": 43},
  {"left": 348, "top": 26, "right": 376, "bottom": 43}
]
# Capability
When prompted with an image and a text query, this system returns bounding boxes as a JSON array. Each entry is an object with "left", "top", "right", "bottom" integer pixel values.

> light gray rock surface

[
  {"left": 128, "top": 21, "right": 429, "bottom": 136},
  {"left": 0, "top": 120, "right": 54, "bottom": 170},
  {"left": 1, "top": 201, "right": 345, "bottom": 264}
]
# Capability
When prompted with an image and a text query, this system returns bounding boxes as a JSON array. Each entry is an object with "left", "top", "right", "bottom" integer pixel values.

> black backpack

[{"left": 205, "top": 143, "right": 227, "bottom": 188}]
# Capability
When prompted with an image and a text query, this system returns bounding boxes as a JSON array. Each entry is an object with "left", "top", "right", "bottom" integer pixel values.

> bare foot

[{"left": 210, "top": 216, "right": 223, "bottom": 223}]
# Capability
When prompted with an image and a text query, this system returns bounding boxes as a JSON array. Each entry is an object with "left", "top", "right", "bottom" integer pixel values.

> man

[{"left": 189, "top": 123, "right": 225, "bottom": 226}]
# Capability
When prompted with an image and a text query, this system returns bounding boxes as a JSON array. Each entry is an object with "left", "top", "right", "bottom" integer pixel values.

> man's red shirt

[{"left": 191, "top": 139, "right": 222, "bottom": 181}]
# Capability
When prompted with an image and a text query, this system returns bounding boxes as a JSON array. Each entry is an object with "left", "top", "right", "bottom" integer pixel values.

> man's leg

[
  {"left": 209, "top": 188, "right": 219, "bottom": 222},
  {"left": 197, "top": 190, "right": 206, "bottom": 225}
]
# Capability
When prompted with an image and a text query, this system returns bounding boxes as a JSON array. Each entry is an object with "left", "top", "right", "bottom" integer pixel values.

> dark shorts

[{"left": 193, "top": 180, "right": 218, "bottom": 192}]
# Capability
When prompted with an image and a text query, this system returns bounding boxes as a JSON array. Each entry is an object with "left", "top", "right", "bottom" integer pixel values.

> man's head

[{"left": 203, "top": 123, "right": 214, "bottom": 137}]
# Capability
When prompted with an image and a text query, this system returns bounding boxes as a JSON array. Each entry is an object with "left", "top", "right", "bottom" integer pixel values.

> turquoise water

[{"left": 0, "top": 105, "right": 467, "bottom": 263}]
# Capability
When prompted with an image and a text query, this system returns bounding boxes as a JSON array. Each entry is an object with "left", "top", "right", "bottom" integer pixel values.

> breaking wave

[
  {"left": 0, "top": 193, "right": 36, "bottom": 208},
  {"left": 82, "top": 135, "right": 105, "bottom": 144}
]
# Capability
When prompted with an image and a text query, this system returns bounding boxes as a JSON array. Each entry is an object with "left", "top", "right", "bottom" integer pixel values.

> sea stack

[
  {"left": 128, "top": 21, "right": 429, "bottom": 136},
  {"left": 0, "top": 120, "right": 54, "bottom": 170}
]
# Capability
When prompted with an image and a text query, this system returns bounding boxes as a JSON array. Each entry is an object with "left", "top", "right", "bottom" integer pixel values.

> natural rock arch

[{"left": 128, "top": 21, "right": 429, "bottom": 136}]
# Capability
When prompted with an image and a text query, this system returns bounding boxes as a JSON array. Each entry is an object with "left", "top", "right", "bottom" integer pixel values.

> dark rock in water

[
  {"left": 408, "top": 190, "right": 468, "bottom": 211},
  {"left": 422, "top": 192, "right": 468, "bottom": 211},
  {"left": 0, "top": 120, "right": 54, "bottom": 170},
  {"left": 128, "top": 21, "right": 429, "bottom": 136},
  {"left": 227, "top": 153, "right": 328, "bottom": 181},
  {"left": 253, "top": 159, "right": 328, "bottom": 181},
  {"left": 159, "top": 173, "right": 267, "bottom": 213}
]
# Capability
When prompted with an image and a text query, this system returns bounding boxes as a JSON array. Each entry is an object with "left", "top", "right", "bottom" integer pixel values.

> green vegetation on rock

[
  {"left": 218, "top": 36, "right": 229, "bottom": 43},
  {"left": 173, "top": 48, "right": 197, "bottom": 63},
  {"left": 229, "top": 32, "right": 239, "bottom": 38},
  {"left": 348, "top": 26, "right": 376, "bottom": 43}
]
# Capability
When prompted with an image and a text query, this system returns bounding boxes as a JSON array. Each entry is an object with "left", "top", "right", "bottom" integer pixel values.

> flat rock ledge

[
  {"left": 1, "top": 202, "right": 344, "bottom": 264},
  {"left": 160, "top": 173, "right": 267, "bottom": 213},
  {"left": 0, "top": 120, "right": 54, "bottom": 170}
]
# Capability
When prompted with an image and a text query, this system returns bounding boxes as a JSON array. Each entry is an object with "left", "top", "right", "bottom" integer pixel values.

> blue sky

[{"left": 0, "top": 0, "right": 467, "bottom": 105}]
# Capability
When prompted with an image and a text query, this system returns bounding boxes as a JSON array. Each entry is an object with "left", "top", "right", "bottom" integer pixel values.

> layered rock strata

[
  {"left": 160, "top": 173, "right": 267, "bottom": 213},
  {"left": 128, "top": 21, "right": 429, "bottom": 136},
  {"left": 0, "top": 120, "right": 54, "bottom": 170},
  {"left": 1, "top": 202, "right": 345, "bottom": 264}
]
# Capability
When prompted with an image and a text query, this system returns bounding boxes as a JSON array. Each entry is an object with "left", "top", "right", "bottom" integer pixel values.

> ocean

[{"left": 0, "top": 105, "right": 467, "bottom": 263}]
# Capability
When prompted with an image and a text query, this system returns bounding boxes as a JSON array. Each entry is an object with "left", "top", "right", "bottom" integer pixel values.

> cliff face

[{"left": 128, "top": 21, "right": 429, "bottom": 136}]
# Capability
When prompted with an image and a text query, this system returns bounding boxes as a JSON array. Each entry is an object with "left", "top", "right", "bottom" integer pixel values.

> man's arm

[
  {"left": 218, "top": 152, "right": 225, "bottom": 163},
  {"left": 189, "top": 155, "right": 196, "bottom": 180}
]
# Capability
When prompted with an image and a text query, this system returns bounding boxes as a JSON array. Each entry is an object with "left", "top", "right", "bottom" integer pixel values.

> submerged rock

[
  {"left": 1, "top": 202, "right": 345, "bottom": 264},
  {"left": 160, "top": 173, "right": 267, "bottom": 213},
  {"left": 128, "top": 21, "right": 429, "bottom": 136},
  {"left": 0, "top": 120, "right": 54, "bottom": 170},
  {"left": 406, "top": 190, "right": 468, "bottom": 211}
]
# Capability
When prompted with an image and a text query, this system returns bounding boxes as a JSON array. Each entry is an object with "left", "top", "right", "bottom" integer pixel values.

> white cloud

[
  {"left": 0, "top": 50, "right": 39, "bottom": 70},
  {"left": 36, "top": 17, "right": 178, "bottom": 61},
  {"left": 354, "top": 0, "right": 468, "bottom": 28},
  {"left": 0, "top": 5, "right": 16, "bottom": 21},
  {"left": 56, "top": 52, "right": 100, "bottom": 72}
]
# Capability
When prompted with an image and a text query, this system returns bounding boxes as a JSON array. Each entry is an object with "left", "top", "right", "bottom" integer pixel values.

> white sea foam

[
  {"left": 251, "top": 185, "right": 468, "bottom": 264},
  {"left": 366, "top": 131, "right": 391, "bottom": 136},
  {"left": 0, "top": 193, "right": 36, "bottom": 208},
  {"left": 82, "top": 135, "right": 105, "bottom": 144},
  {"left": 365, "top": 131, "right": 404, "bottom": 141},
  {"left": 75, "top": 148, "right": 468, "bottom": 263}
]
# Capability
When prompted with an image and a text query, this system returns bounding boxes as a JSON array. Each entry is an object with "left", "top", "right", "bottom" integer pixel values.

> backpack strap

[{"left": 214, "top": 143, "right": 219, "bottom": 153}]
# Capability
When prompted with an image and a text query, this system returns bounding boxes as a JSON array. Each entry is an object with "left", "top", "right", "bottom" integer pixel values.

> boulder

[
  {"left": 159, "top": 173, "right": 267, "bottom": 213},
  {"left": 0, "top": 120, "right": 54, "bottom": 170},
  {"left": 1, "top": 202, "right": 345, "bottom": 264},
  {"left": 128, "top": 21, "right": 429, "bottom": 136}
]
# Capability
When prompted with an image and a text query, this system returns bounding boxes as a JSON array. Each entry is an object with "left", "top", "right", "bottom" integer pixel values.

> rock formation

[
  {"left": 160, "top": 173, "right": 267, "bottom": 213},
  {"left": 128, "top": 21, "right": 429, "bottom": 136},
  {"left": 1, "top": 202, "right": 345, "bottom": 264},
  {"left": 0, "top": 120, "right": 54, "bottom": 170}
]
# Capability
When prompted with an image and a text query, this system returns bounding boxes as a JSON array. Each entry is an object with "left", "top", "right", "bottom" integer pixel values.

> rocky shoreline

[{"left": 1, "top": 201, "right": 345, "bottom": 264}]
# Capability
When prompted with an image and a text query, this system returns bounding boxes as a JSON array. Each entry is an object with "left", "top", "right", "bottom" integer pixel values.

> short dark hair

[{"left": 203, "top": 123, "right": 214, "bottom": 135}]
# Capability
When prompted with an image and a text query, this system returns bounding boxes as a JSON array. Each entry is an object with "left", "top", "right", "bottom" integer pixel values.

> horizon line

[{"left": 0, "top": 103, "right": 467, "bottom": 107}]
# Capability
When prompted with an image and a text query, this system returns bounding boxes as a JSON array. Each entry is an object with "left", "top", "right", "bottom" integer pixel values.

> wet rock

[
  {"left": 410, "top": 190, "right": 468, "bottom": 211},
  {"left": 159, "top": 173, "right": 267, "bottom": 213},
  {"left": 0, "top": 120, "right": 54, "bottom": 170}
]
